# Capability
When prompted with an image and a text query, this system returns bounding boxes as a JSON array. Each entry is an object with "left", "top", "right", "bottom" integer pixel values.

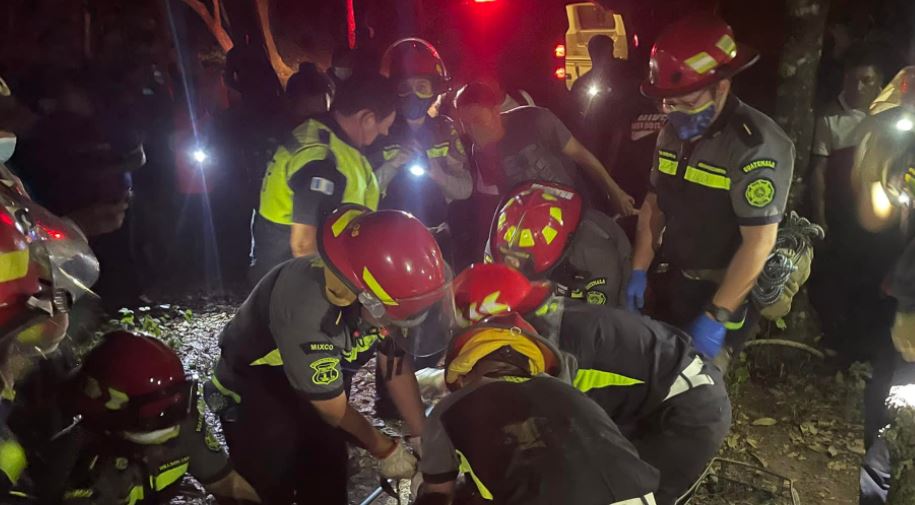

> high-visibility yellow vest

[{"left": 258, "top": 118, "right": 379, "bottom": 225}]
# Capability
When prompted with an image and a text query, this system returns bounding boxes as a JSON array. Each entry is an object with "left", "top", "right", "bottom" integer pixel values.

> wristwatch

[{"left": 704, "top": 303, "right": 734, "bottom": 324}]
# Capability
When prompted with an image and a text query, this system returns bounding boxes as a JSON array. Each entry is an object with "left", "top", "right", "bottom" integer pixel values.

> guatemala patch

[
  {"left": 310, "top": 177, "right": 335, "bottom": 195},
  {"left": 745, "top": 179, "right": 776, "bottom": 208},
  {"left": 310, "top": 357, "right": 341, "bottom": 385}
]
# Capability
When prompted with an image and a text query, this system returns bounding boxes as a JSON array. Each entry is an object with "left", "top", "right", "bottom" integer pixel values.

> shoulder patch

[
  {"left": 742, "top": 159, "right": 777, "bottom": 173},
  {"left": 310, "top": 177, "right": 335, "bottom": 195},
  {"left": 745, "top": 178, "right": 776, "bottom": 207},
  {"left": 310, "top": 357, "right": 341, "bottom": 385}
]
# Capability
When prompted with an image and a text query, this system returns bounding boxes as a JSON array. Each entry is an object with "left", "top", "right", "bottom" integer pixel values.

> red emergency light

[
  {"left": 554, "top": 67, "right": 566, "bottom": 80},
  {"left": 474, "top": 0, "right": 497, "bottom": 3},
  {"left": 554, "top": 44, "right": 566, "bottom": 58}
]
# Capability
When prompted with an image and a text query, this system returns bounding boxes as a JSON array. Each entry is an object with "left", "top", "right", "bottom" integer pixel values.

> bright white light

[
  {"left": 409, "top": 164, "right": 426, "bottom": 176},
  {"left": 888, "top": 384, "right": 915, "bottom": 409},
  {"left": 587, "top": 85, "right": 599, "bottom": 98},
  {"left": 896, "top": 118, "right": 914, "bottom": 132},
  {"left": 192, "top": 148, "right": 208, "bottom": 163},
  {"left": 872, "top": 182, "right": 893, "bottom": 218},
  {"left": 899, "top": 193, "right": 911, "bottom": 205}
]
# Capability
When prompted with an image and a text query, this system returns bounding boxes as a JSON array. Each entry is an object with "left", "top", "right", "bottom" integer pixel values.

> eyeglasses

[{"left": 397, "top": 78, "right": 435, "bottom": 99}]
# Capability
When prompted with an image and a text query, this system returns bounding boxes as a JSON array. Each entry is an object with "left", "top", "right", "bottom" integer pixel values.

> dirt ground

[{"left": 108, "top": 291, "right": 863, "bottom": 505}]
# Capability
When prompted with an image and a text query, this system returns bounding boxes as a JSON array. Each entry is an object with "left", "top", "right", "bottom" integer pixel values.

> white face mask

[
  {"left": 120, "top": 425, "right": 181, "bottom": 445},
  {"left": 0, "top": 133, "right": 16, "bottom": 164}
]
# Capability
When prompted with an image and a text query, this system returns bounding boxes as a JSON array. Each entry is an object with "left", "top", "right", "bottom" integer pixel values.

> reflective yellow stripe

[
  {"left": 249, "top": 348, "right": 284, "bottom": 366},
  {"left": 573, "top": 369, "right": 644, "bottom": 393},
  {"left": 63, "top": 489, "right": 93, "bottom": 499},
  {"left": 342, "top": 332, "right": 379, "bottom": 362},
  {"left": 456, "top": 449, "right": 493, "bottom": 500},
  {"left": 696, "top": 162, "right": 727, "bottom": 175},
  {"left": 331, "top": 208, "right": 365, "bottom": 238},
  {"left": 9, "top": 490, "right": 30, "bottom": 498},
  {"left": 382, "top": 146, "right": 401, "bottom": 161},
  {"left": 151, "top": 460, "right": 189, "bottom": 491},
  {"left": 503, "top": 225, "right": 517, "bottom": 242},
  {"left": 0, "top": 440, "right": 26, "bottom": 486},
  {"left": 518, "top": 229, "right": 535, "bottom": 248},
  {"left": 426, "top": 143, "right": 450, "bottom": 158},
  {"left": 658, "top": 157, "right": 678, "bottom": 175},
  {"left": 548, "top": 206, "right": 563, "bottom": 224},
  {"left": 0, "top": 250, "right": 28, "bottom": 283},
  {"left": 716, "top": 34, "right": 737, "bottom": 57},
  {"left": 541, "top": 226, "right": 558, "bottom": 245},
  {"left": 684, "top": 51, "right": 718, "bottom": 74},
  {"left": 362, "top": 267, "right": 399, "bottom": 306},
  {"left": 126, "top": 485, "right": 144, "bottom": 505},
  {"left": 684, "top": 166, "right": 731, "bottom": 190},
  {"left": 211, "top": 375, "right": 242, "bottom": 403},
  {"left": 104, "top": 388, "right": 129, "bottom": 410}
]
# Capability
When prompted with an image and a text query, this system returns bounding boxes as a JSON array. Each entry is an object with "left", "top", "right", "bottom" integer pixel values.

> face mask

[
  {"left": 121, "top": 425, "right": 181, "bottom": 445},
  {"left": 333, "top": 67, "right": 353, "bottom": 81},
  {"left": 400, "top": 95, "right": 434, "bottom": 120},
  {"left": 0, "top": 134, "right": 16, "bottom": 164},
  {"left": 667, "top": 100, "right": 717, "bottom": 141}
]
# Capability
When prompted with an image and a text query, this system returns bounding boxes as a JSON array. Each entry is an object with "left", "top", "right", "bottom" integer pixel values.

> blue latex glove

[
  {"left": 625, "top": 270, "right": 648, "bottom": 312},
  {"left": 686, "top": 313, "right": 727, "bottom": 358}
]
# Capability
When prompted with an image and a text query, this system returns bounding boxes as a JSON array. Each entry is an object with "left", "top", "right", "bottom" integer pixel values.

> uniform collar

[
  {"left": 701, "top": 94, "right": 742, "bottom": 140},
  {"left": 314, "top": 112, "right": 357, "bottom": 147}
]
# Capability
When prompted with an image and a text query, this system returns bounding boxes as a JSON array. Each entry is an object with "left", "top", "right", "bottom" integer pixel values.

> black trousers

[
  {"left": 650, "top": 270, "right": 760, "bottom": 354},
  {"left": 628, "top": 364, "right": 732, "bottom": 505},
  {"left": 220, "top": 369, "right": 348, "bottom": 505}
]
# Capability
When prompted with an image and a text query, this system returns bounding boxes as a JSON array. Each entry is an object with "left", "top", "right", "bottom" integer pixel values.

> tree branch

[
  {"left": 180, "top": 0, "right": 233, "bottom": 53},
  {"left": 743, "top": 338, "right": 825, "bottom": 359},
  {"left": 254, "top": 0, "right": 294, "bottom": 85}
]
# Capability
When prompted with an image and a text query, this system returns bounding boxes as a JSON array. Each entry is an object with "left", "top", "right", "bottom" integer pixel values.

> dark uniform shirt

[
  {"left": 216, "top": 259, "right": 379, "bottom": 400},
  {"left": 651, "top": 96, "right": 795, "bottom": 270},
  {"left": 531, "top": 299, "right": 697, "bottom": 426},
  {"left": 366, "top": 115, "right": 468, "bottom": 227},
  {"left": 475, "top": 107, "right": 580, "bottom": 193},
  {"left": 420, "top": 376, "right": 659, "bottom": 505},
  {"left": 58, "top": 406, "right": 230, "bottom": 504},
  {"left": 549, "top": 209, "right": 632, "bottom": 307}
]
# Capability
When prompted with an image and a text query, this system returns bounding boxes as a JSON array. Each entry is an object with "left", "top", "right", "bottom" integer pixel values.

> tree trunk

[
  {"left": 773, "top": 0, "right": 830, "bottom": 209},
  {"left": 180, "top": 0, "right": 234, "bottom": 53},
  {"left": 254, "top": 0, "right": 294, "bottom": 85}
]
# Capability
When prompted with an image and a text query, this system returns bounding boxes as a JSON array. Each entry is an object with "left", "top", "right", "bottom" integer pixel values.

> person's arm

[
  {"left": 289, "top": 223, "right": 317, "bottom": 257},
  {"left": 428, "top": 155, "right": 472, "bottom": 201},
  {"left": 288, "top": 158, "right": 345, "bottom": 257},
  {"left": 711, "top": 224, "right": 778, "bottom": 312},
  {"left": 562, "top": 136, "right": 637, "bottom": 216},
  {"left": 377, "top": 351, "right": 427, "bottom": 437},
  {"left": 311, "top": 393, "right": 395, "bottom": 456},
  {"left": 809, "top": 155, "right": 829, "bottom": 229},
  {"left": 632, "top": 192, "right": 665, "bottom": 271}
]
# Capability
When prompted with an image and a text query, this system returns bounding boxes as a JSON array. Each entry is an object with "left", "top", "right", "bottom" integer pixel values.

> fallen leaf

[
  {"left": 746, "top": 437, "right": 759, "bottom": 449},
  {"left": 846, "top": 439, "right": 866, "bottom": 456},
  {"left": 827, "top": 445, "right": 840, "bottom": 457},
  {"left": 753, "top": 417, "right": 778, "bottom": 426}
]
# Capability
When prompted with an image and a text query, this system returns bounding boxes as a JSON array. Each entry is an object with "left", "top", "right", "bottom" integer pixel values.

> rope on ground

[{"left": 743, "top": 338, "right": 825, "bottom": 359}]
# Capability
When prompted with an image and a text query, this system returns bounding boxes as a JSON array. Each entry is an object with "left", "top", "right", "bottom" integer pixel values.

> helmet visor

[{"left": 371, "top": 271, "right": 457, "bottom": 357}]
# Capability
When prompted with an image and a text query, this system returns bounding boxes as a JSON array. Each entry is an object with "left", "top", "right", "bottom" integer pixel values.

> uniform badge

[
  {"left": 310, "top": 357, "right": 341, "bottom": 385},
  {"left": 310, "top": 177, "right": 335, "bottom": 196},
  {"left": 745, "top": 179, "right": 776, "bottom": 208}
]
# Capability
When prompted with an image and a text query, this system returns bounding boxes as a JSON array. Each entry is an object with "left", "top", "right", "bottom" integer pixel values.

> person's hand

[
  {"left": 67, "top": 200, "right": 129, "bottom": 237},
  {"left": 625, "top": 270, "right": 648, "bottom": 312},
  {"left": 614, "top": 190, "right": 638, "bottom": 216},
  {"left": 377, "top": 438, "right": 418, "bottom": 480},
  {"left": 686, "top": 313, "right": 727, "bottom": 358},
  {"left": 389, "top": 144, "right": 424, "bottom": 169}
]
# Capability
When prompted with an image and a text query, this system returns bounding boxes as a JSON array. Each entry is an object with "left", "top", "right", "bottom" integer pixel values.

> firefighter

[
  {"left": 415, "top": 313, "right": 659, "bottom": 505},
  {"left": 370, "top": 38, "right": 472, "bottom": 263},
  {"left": 848, "top": 66, "right": 915, "bottom": 504},
  {"left": 206, "top": 206, "right": 453, "bottom": 504},
  {"left": 485, "top": 181, "right": 631, "bottom": 307},
  {"left": 453, "top": 263, "right": 731, "bottom": 505},
  {"left": 0, "top": 180, "right": 99, "bottom": 497},
  {"left": 32, "top": 331, "right": 260, "bottom": 504},
  {"left": 452, "top": 81, "right": 637, "bottom": 216},
  {"left": 250, "top": 74, "right": 396, "bottom": 283},
  {"left": 627, "top": 14, "right": 795, "bottom": 362}
]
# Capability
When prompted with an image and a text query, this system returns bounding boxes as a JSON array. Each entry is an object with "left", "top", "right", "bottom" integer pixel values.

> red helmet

[
  {"left": 489, "top": 182, "right": 583, "bottom": 276},
  {"left": 381, "top": 38, "right": 450, "bottom": 91},
  {"left": 641, "top": 13, "right": 759, "bottom": 98},
  {"left": 453, "top": 263, "right": 552, "bottom": 326},
  {"left": 74, "top": 331, "right": 194, "bottom": 433},
  {"left": 320, "top": 206, "right": 449, "bottom": 322}
]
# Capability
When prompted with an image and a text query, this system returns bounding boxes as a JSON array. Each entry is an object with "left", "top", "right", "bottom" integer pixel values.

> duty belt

[
  {"left": 663, "top": 356, "right": 715, "bottom": 402},
  {"left": 681, "top": 268, "right": 726, "bottom": 284}
]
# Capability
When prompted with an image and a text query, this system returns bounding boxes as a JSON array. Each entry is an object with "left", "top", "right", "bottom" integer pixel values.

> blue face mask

[
  {"left": 667, "top": 100, "right": 717, "bottom": 140},
  {"left": 400, "top": 95, "right": 434, "bottom": 120}
]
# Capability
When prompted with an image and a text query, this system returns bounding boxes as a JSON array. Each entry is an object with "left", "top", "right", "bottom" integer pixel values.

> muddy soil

[{"left": 99, "top": 290, "right": 862, "bottom": 505}]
